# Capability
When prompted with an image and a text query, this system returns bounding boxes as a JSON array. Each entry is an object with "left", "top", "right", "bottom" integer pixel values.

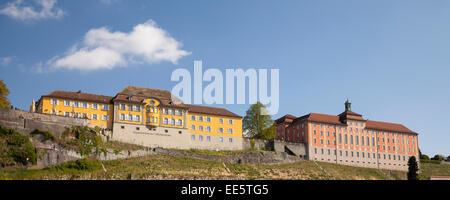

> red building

[{"left": 275, "top": 100, "right": 419, "bottom": 171}]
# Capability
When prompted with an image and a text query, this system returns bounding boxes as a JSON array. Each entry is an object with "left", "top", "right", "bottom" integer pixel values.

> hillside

[{"left": 1, "top": 151, "right": 448, "bottom": 180}]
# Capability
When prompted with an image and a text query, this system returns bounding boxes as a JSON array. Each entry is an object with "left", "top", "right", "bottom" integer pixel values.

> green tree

[
  {"left": 0, "top": 80, "right": 11, "bottom": 109},
  {"left": 420, "top": 154, "right": 430, "bottom": 160},
  {"left": 431, "top": 154, "right": 444, "bottom": 161},
  {"left": 243, "top": 102, "right": 275, "bottom": 140},
  {"left": 407, "top": 156, "right": 419, "bottom": 180}
]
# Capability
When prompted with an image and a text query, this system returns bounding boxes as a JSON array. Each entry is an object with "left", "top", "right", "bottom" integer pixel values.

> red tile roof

[
  {"left": 365, "top": 120, "right": 415, "bottom": 134},
  {"left": 275, "top": 114, "right": 297, "bottom": 124},
  {"left": 278, "top": 112, "right": 417, "bottom": 134},
  {"left": 114, "top": 85, "right": 187, "bottom": 108},
  {"left": 186, "top": 104, "right": 242, "bottom": 118},
  {"left": 42, "top": 90, "right": 113, "bottom": 104}
]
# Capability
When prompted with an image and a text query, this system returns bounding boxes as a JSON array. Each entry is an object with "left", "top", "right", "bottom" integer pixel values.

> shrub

[
  {"left": 0, "top": 126, "right": 37, "bottom": 167},
  {"left": 431, "top": 155, "right": 444, "bottom": 161},
  {"left": 407, "top": 156, "right": 419, "bottom": 180},
  {"left": 420, "top": 154, "right": 430, "bottom": 160},
  {"left": 30, "top": 129, "right": 56, "bottom": 141},
  {"left": 54, "top": 158, "right": 101, "bottom": 171},
  {"left": 420, "top": 159, "right": 441, "bottom": 164},
  {"left": 61, "top": 126, "right": 104, "bottom": 156}
]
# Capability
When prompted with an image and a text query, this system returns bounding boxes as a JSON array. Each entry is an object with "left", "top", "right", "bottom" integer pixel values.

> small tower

[
  {"left": 29, "top": 98, "right": 36, "bottom": 113},
  {"left": 345, "top": 99, "right": 352, "bottom": 111}
]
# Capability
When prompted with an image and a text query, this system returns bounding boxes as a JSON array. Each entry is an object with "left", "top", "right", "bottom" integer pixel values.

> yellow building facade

[
  {"left": 37, "top": 91, "right": 114, "bottom": 128},
  {"left": 36, "top": 86, "right": 243, "bottom": 150}
]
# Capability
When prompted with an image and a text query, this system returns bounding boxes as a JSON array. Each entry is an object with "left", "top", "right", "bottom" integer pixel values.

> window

[
  {"left": 206, "top": 117, "right": 211, "bottom": 122},
  {"left": 218, "top": 128, "right": 224, "bottom": 133},
  {"left": 191, "top": 135, "right": 195, "bottom": 140},
  {"left": 350, "top": 135, "right": 353, "bottom": 145},
  {"left": 64, "top": 100, "right": 70, "bottom": 107},
  {"left": 82, "top": 102, "right": 88, "bottom": 108},
  {"left": 170, "top": 119, "right": 175, "bottom": 125},
  {"left": 50, "top": 99, "right": 59, "bottom": 105},
  {"left": 199, "top": 135, "right": 203, "bottom": 141},
  {"left": 228, "top": 119, "right": 233, "bottom": 124},
  {"left": 229, "top": 138, "right": 233, "bottom": 143},
  {"left": 91, "top": 103, "right": 98, "bottom": 109},
  {"left": 177, "top": 119, "right": 183, "bottom": 126},
  {"left": 219, "top": 137, "right": 223, "bottom": 142},
  {"left": 198, "top": 116, "right": 203, "bottom": 122},
  {"left": 102, "top": 105, "right": 109, "bottom": 111},
  {"left": 228, "top": 128, "right": 233, "bottom": 134},
  {"left": 339, "top": 134, "right": 342, "bottom": 144},
  {"left": 199, "top": 126, "right": 204, "bottom": 131},
  {"left": 190, "top": 125, "right": 196, "bottom": 130},
  {"left": 190, "top": 115, "right": 195, "bottom": 121},
  {"left": 168, "top": 109, "right": 173, "bottom": 115},
  {"left": 164, "top": 118, "right": 169, "bottom": 125},
  {"left": 64, "top": 112, "right": 70, "bottom": 117},
  {"left": 102, "top": 115, "right": 109, "bottom": 121},
  {"left": 120, "top": 104, "right": 126, "bottom": 110},
  {"left": 345, "top": 134, "right": 348, "bottom": 144},
  {"left": 206, "top": 126, "right": 211, "bottom": 132},
  {"left": 163, "top": 108, "right": 168, "bottom": 114},
  {"left": 120, "top": 114, "right": 125, "bottom": 120},
  {"left": 207, "top": 136, "right": 211, "bottom": 142},
  {"left": 219, "top": 118, "right": 224, "bottom": 124}
]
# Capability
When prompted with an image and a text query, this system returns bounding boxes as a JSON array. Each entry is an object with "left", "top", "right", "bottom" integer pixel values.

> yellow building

[
  {"left": 36, "top": 86, "right": 244, "bottom": 150},
  {"left": 37, "top": 90, "right": 114, "bottom": 129}
]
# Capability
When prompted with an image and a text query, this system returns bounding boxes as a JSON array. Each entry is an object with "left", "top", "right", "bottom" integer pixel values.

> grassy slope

[{"left": 0, "top": 151, "right": 448, "bottom": 180}]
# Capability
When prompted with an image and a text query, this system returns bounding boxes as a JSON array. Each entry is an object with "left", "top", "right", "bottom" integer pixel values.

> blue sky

[{"left": 0, "top": 0, "right": 449, "bottom": 156}]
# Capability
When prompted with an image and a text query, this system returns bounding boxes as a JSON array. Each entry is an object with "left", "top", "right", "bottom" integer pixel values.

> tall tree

[
  {"left": 407, "top": 156, "right": 419, "bottom": 180},
  {"left": 243, "top": 102, "right": 275, "bottom": 139},
  {"left": 0, "top": 80, "right": 11, "bottom": 109}
]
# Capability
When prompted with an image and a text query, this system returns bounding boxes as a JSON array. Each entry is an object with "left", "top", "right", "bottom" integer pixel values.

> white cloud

[
  {"left": 0, "top": 56, "right": 15, "bottom": 66},
  {"left": 49, "top": 20, "right": 191, "bottom": 71},
  {"left": 0, "top": 0, "right": 64, "bottom": 21}
]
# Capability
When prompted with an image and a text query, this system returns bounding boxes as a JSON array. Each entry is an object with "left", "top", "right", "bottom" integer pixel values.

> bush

[
  {"left": 420, "top": 154, "right": 430, "bottom": 160},
  {"left": 61, "top": 126, "right": 104, "bottom": 156},
  {"left": 420, "top": 159, "right": 441, "bottom": 164},
  {"left": 431, "top": 155, "right": 444, "bottom": 161},
  {"left": 54, "top": 158, "right": 101, "bottom": 171},
  {"left": 0, "top": 126, "right": 37, "bottom": 167},
  {"left": 30, "top": 129, "right": 56, "bottom": 141}
]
